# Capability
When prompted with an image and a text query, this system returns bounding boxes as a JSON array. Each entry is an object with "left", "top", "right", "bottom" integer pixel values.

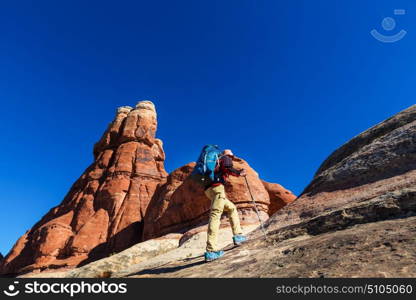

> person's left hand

[{"left": 240, "top": 169, "right": 247, "bottom": 177}]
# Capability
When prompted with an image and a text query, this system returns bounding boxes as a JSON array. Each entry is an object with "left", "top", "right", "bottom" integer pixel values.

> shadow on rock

[{"left": 132, "top": 260, "right": 206, "bottom": 276}]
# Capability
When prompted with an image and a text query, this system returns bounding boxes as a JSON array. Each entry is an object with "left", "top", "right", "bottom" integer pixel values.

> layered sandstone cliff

[
  {"left": 0, "top": 101, "right": 168, "bottom": 275},
  {"left": 11, "top": 104, "right": 415, "bottom": 279}
]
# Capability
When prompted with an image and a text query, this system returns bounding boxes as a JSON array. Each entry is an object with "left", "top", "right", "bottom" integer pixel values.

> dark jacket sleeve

[{"left": 220, "top": 156, "right": 242, "bottom": 176}]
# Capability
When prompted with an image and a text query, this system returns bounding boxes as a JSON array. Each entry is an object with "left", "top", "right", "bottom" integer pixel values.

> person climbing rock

[{"left": 204, "top": 149, "right": 248, "bottom": 262}]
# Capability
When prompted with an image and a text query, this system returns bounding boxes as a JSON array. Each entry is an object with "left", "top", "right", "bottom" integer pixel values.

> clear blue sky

[{"left": 0, "top": 0, "right": 415, "bottom": 255}]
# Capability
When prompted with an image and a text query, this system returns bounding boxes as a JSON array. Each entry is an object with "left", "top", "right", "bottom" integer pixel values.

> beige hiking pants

[{"left": 205, "top": 184, "right": 243, "bottom": 252}]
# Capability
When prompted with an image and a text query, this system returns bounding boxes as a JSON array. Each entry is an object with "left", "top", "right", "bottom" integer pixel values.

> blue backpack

[{"left": 190, "top": 145, "right": 222, "bottom": 188}]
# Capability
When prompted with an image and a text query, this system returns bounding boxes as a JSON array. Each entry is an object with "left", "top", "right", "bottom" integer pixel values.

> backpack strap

[{"left": 203, "top": 152, "right": 208, "bottom": 173}]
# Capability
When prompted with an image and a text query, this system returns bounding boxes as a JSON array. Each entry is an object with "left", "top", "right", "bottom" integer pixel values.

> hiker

[{"left": 203, "top": 149, "right": 248, "bottom": 262}]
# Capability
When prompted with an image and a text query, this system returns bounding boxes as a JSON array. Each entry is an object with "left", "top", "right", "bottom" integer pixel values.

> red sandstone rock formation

[
  {"left": 263, "top": 104, "right": 416, "bottom": 233},
  {"left": 0, "top": 101, "right": 168, "bottom": 276},
  {"left": 262, "top": 180, "right": 297, "bottom": 214},
  {"left": 142, "top": 157, "right": 296, "bottom": 240},
  {"left": 0, "top": 100, "right": 295, "bottom": 277}
]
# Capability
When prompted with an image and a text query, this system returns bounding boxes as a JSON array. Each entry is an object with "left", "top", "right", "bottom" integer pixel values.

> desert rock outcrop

[
  {"left": 1, "top": 100, "right": 295, "bottom": 277},
  {"left": 264, "top": 104, "right": 416, "bottom": 232},
  {"left": 0, "top": 101, "right": 168, "bottom": 276},
  {"left": 7, "top": 103, "right": 414, "bottom": 278},
  {"left": 142, "top": 158, "right": 296, "bottom": 240},
  {"left": 117, "top": 105, "right": 416, "bottom": 278}
]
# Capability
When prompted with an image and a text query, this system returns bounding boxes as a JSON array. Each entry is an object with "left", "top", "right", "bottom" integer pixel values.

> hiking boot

[
  {"left": 204, "top": 250, "right": 225, "bottom": 262},
  {"left": 233, "top": 235, "right": 247, "bottom": 246}
]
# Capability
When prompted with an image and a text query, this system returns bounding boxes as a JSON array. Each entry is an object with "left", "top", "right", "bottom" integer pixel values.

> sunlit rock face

[{"left": 0, "top": 101, "right": 168, "bottom": 276}]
